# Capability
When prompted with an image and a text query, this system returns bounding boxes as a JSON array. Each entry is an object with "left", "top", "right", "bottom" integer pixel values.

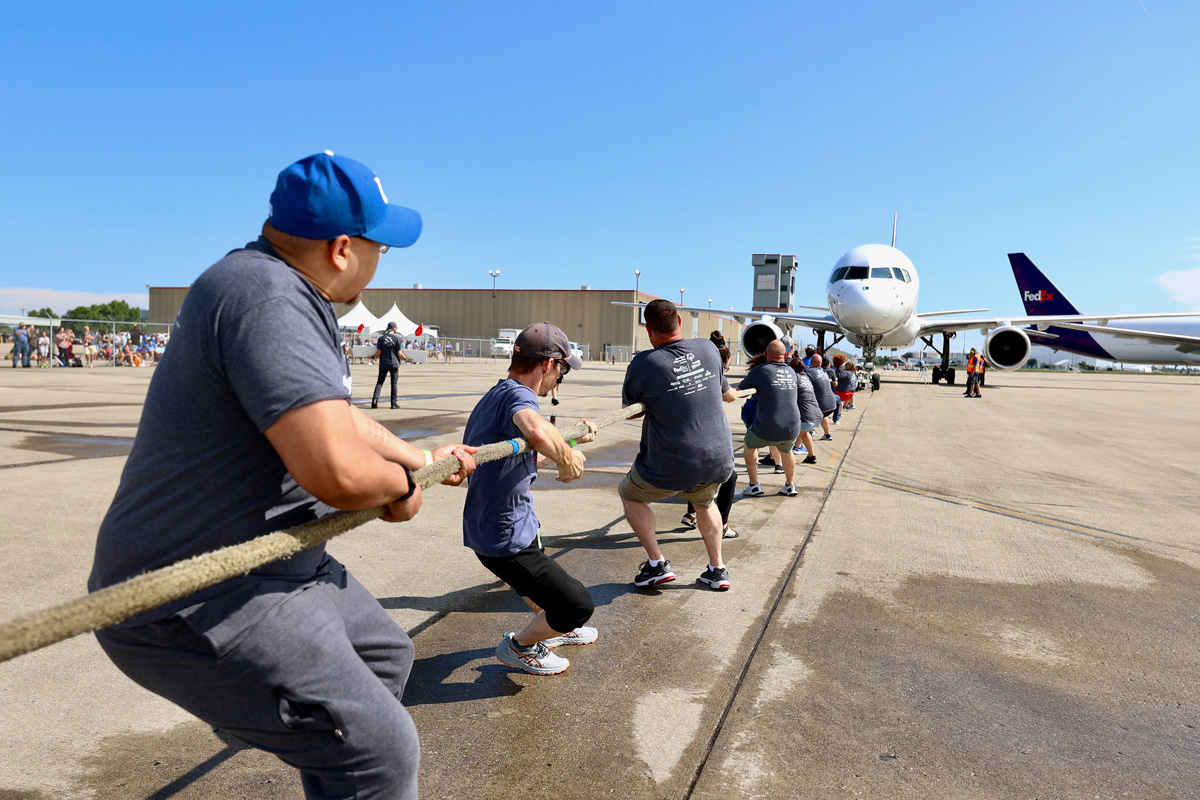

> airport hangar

[{"left": 147, "top": 286, "right": 747, "bottom": 360}]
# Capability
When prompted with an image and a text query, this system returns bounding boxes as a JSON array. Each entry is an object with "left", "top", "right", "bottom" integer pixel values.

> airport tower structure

[{"left": 751, "top": 254, "right": 796, "bottom": 313}]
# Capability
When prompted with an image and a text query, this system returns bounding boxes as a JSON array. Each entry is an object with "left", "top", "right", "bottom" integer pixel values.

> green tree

[
  {"left": 28, "top": 307, "right": 57, "bottom": 319},
  {"left": 1027, "top": 358, "right": 1039, "bottom": 368},
  {"left": 62, "top": 300, "right": 141, "bottom": 322}
]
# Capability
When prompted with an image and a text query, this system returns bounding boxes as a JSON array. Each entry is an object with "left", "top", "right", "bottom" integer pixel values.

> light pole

[
  {"left": 707, "top": 298, "right": 712, "bottom": 308},
  {"left": 679, "top": 288, "right": 685, "bottom": 306},
  {"left": 634, "top": 269, "right": 641, "bottom": 297},
  {"left": 488, "top": 270, "right": 501, "bottom": 349}
]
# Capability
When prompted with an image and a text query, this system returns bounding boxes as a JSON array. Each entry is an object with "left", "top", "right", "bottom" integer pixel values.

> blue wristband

[{"left": 510, "top": 439, "right": 520, "bottom": 455}]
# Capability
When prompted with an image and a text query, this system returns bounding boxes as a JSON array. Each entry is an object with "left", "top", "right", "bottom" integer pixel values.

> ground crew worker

[
  {"left": 372, "top": 321, "right": 403, "bottom": 408},
  {"left": 87, "top": 151, "right": 478, "bottom": 800},
  {"left": 965, "top": 347, "right": 983, "bottom": 397}
]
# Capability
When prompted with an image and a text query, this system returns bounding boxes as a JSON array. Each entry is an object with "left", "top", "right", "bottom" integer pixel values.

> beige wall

[{"left": 148, "top": 286, "right": 745, "bottom": 358}]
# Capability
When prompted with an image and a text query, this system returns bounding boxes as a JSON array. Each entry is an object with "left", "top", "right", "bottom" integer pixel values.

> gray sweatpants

[{"left": 95, "top": 559, "right": 419, "bottom": 799}]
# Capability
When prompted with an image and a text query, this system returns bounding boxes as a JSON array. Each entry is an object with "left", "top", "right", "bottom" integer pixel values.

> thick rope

[{"left": 0, "top": 392, "right": 752, "bottom": 664}]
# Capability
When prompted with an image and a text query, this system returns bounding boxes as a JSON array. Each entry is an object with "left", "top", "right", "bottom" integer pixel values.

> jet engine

[
  {"left": 983, "top": 326, "right": 1031, "bottom": 370},
  {"left": 741, "top": 320, "right": 784, "bottom": 358}
]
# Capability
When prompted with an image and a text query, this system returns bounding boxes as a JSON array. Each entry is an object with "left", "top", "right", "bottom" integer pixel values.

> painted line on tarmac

[{"left": 681, "top": 389, "right": 873, "bottom": 798}]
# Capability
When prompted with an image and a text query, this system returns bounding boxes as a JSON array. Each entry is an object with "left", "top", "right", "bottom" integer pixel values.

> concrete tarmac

[{"left": 0, "top": 361, "right": 1197, "bottom": 799}]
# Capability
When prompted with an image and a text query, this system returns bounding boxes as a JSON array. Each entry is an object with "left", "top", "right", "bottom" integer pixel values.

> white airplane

[
  {"left": 620, "top": 234, "right": 1200, "bottom": 389},
  {"left": 1009, "top": 253, "right": 1200, "bottom": 367}
]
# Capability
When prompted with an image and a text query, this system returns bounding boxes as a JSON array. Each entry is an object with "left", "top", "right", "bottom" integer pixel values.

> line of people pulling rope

[{"left": 75, "top": 153, "right": 813, "bottom": 799}]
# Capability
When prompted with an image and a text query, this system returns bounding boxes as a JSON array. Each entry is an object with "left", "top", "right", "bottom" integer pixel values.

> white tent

[
  {"left": 337, "top": 301, "right": 382, "bottom": 333},
  {"left": 377, "top": 303, "right": 420, "bottom": 337}
]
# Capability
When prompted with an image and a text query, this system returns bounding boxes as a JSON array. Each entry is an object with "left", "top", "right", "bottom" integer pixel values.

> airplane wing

[
  {"left": 612, "top": 301, "right": 845, "bottom": 334},
  {"left": 1050, "top": 322, "right": 1200, "bottom": 354},
  {"left": 917, "top": 311, "right": 1200, "bottom": 335},
  {"left": 919, "top": 308, "right": 990, "bottom": 317}
]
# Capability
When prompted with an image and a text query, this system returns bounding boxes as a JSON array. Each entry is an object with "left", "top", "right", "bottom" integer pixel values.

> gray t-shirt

[
  {"left": 622, "top": 338, "right": 733, "bottom": 491},
  {"left": 805, "top": 366, "right": 837, "bottom": 413},
  {"left": 738, "top": 362, "right": 800, "bottom": 441},
  {"left": 834, "top": 368, "right": 857, "bottom": 393},
  {"left": 795, "top": 372, "right": 823, "bottom": 423},
  {"left": 88, "top": 237, "right": 353, "bottom": 641}
]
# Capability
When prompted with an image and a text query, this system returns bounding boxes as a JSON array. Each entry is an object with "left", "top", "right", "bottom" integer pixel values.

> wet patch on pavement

[
  {"left": 11, "top": 433, "right": 134, "bottom": 462},
  {"left": 705, "top": 546, "right": 1200, "bottom": 799},
  {"left": 62, "top": 721, "right": 299, "bottom": 799}
]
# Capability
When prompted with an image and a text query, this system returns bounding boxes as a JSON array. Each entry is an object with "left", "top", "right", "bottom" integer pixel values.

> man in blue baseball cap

[{"left": 89, "top": 152, "right": 476, "bottom": 799}]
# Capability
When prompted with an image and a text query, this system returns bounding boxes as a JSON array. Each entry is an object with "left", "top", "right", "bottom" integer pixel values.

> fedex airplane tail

[{"left": 1008, "top": 253, "right": 1082, "bottom": 316}]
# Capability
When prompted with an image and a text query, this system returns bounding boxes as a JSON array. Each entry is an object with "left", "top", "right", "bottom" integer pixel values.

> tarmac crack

[
  {"left": 681, "top": 390, "right": 872, "bottom": 799},
  {"left": 836, "top": 469, "right": 1200, "bottom": 556}
]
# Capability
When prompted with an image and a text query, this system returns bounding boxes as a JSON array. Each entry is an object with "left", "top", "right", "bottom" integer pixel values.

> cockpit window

[
  {"left": 900, "top": 268, "right": 912, "bottom": 282},
  {"left": 846, "top": 266, "right": 869, "bottom": 280},
  {"left": 871, "top": 267, "right": 893, "bottom": 279},
  {"left": 831, "top": 267, "right": 849, "bottom": 282},
  {"left": 891, "top": 267, "right": 906, "bottom": 281}
]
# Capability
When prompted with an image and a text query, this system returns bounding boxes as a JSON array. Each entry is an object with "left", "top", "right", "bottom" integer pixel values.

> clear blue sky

[{"left": 3, "top": 1, "right": 1198, "bottom": 334}]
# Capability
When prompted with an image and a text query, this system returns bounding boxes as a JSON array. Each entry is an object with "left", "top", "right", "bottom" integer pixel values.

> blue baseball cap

[{"left": 268, "top": 151, "right": 423, "bottom": 248}]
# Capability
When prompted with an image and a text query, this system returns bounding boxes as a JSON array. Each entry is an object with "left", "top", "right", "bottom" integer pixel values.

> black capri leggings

[
  {"left": 476, "top": 541, "right": 594, "bottom": 633},
  {"left": 686, "top": 468, "right": 738, "bottom": 525}
]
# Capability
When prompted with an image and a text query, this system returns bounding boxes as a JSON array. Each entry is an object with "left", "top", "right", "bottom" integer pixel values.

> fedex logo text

[{"left": 1024, "top": 290, "right": 1055, "bottom": 302}]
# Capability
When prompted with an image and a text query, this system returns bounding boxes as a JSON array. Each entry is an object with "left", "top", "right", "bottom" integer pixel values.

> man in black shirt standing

[{"left": 372, "top": 321, "right": 403, "bottom": 409}]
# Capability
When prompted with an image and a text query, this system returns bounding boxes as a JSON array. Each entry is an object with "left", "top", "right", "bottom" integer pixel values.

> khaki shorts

[
  {"left": 744, "top": 428, "right": 798, "bottom": 452},
  {"left": 618, "top": 463, "right": 722, "bottom": 509}
]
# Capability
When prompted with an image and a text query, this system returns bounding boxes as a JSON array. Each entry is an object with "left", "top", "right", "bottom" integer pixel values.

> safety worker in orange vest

[{"left": 964, "top": 348, "right": 983, "bottom": 398}]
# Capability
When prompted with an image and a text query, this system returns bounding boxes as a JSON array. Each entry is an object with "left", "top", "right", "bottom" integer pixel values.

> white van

[{"left": 568, "top": 341, "right": 584, "bottom": 362}]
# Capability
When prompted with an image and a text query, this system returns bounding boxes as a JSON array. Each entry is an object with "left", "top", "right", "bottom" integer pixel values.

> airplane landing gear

[
  {"left": 860, "top": 335, "right": 883, "bottom": 391},
  {"left": 922, "top": 332, "right": 956, "bottom": 386}
]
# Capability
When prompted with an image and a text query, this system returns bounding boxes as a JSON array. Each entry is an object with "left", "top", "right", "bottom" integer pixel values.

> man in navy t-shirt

[
  {"left": 620, "top": 299, "right": 738, "bottom": 591},
  {"left": 462, "top": 322, "right": 598, "bottom": 676},
  {"left": 372, "top": 321, "right": 403, "bottom": 408},
  {"left": 88, "top": 152, "right": 477, "bottom": 800}
]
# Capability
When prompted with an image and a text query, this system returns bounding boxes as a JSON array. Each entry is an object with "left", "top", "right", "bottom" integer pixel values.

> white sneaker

[
  {"left": 495, "top": 632, "right": 569, "bottom": 675},
  {"left": 779, "top": 484, "right": 798, "bottom": 497},
  {"left": 743, "top": 483, "right": 765, "bottom": 497},
  {"left": 541, "top": 626, "right": 599, "bottom": 648}
]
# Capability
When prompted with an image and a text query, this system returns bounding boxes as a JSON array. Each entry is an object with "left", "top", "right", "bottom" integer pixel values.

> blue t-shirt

[
  {"left": 88, "top": 237, "right": 352, "bottom": 638},
  {"left": 622, "top": 338, "right": 733, "bottom": 491},
  {"left": 462, "top": 379, "right": 542, "bottom": 557}
]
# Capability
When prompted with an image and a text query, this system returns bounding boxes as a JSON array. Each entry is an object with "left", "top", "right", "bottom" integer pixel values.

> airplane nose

[{"left": 830, "top": 284, "right": 895, "bottom": 333}]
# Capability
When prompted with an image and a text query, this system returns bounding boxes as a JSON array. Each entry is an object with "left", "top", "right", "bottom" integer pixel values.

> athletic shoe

[
  {"left": 698, "top": 565, "right": 731, "bottom": 591},
  {"left": 758, "top": 455, "right": 775, "bottom": 466},
  {"left": 773, "top": 464, "right": 785, "bottom": 474},
  {"left": 791, "top": 446, "right": 806, "bottom": 455},
  {"left": 495, "top": 632, "right": 570, "bottom": 675},
  {"left": 541, "top": 626, "right": 599, "bottom": 648},
  {"left": 551, "top": 398, "right": 560, "bottom": 406},
  {"left": 834, "top": 419, "right": 841, "bottom": 425},
  {"left": 802, "top": 455, "right": 817, "bottom": 464},
  {"left": 680, "top": 512, "right": 697, "bottom": 530},
  {"left": 743, "top": 483, "right": 765, "bottom": 497},
  {"left": 820, "top": 434, "right": 833, "bottom": 441},
  {"left": 779, "top": 484, "right": 798, "bottom": 497},
  {"left": 633, "top": 559, "right": 676, "bottom": 587}
]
